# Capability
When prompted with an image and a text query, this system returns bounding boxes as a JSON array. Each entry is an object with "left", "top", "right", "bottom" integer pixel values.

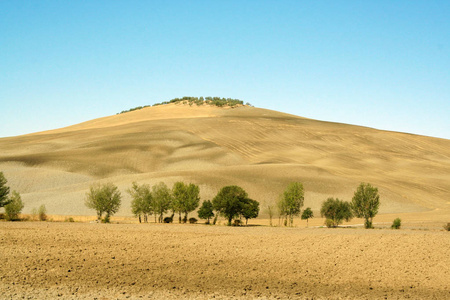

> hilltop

[{"left": 0, "top": 102, "right": 449, "bottom": 223}]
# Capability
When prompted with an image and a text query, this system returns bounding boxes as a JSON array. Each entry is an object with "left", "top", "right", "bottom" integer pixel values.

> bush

[
  {"left": 391, "top": 218, "right": 401, "bottom": 229},
  {"left": 4, "top": 191, "right": 24, "bottom": 221},
  {"left": 320, "top": 198, "right": 353, "bottom": 227},
  {"left": 443, "top": 223, "right": 450, "bottom": 231},
  {"left": 65, "top": 217, "right": 75, "bottom": 222},
  {"left": 38, "top": 205, "right": 47, "bottom": 221},
  {"left": 189, "top": 217, "right": 197, "bottom": 224},
  {"left": 233, "top": 219, "right": 243, "bottom": 226},
  {"left": 325, "top": 219, "right": 335, "bottom": 228}
]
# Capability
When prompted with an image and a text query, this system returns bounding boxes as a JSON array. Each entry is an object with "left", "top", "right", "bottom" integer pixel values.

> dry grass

[
  {"left": 0, "top": 103, "right": 449, "bottom": 225},
  {"left": 1, "top": 222, "right": 449, "bottom": 299}
]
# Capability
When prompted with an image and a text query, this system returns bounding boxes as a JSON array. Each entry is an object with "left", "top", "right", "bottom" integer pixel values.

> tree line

[
  {"left": 84, "top": 180, "right": 381, "bottom": 229},
  {"left": 85, "top": 182, "right": 260, "bottom": 226},
  {"left": 1, "top": 170, "right": 383, "bottom": 229},
  {"left": 118, "top": 96, "right": 249, "bottom": 114}
]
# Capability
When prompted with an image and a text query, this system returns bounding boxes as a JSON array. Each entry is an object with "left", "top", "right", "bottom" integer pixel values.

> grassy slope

[{"left": 0, "top": 103, "right": 449, "bottom": 221}]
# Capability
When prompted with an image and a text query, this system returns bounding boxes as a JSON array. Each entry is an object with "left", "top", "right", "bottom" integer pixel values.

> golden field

[
  {"left": 0, "top": 103, "right": 449, "bottom": 225},
  {"left": 1, "top": 103, "right": 450, "bottom": 299}
]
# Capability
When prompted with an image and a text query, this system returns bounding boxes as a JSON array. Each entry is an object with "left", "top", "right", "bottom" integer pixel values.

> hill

[{"left": 0, "top": 103, "right": 449, "bottom": 224}]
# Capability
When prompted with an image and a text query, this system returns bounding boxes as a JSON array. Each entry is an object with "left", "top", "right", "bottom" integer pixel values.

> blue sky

[{"left": 1, "top": 0, "right": 449, "bottom": 139}]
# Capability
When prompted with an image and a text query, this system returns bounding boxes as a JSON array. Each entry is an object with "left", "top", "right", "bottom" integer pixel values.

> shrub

[
  {"left": 443, "top": 223, "right": 450, "bottom": 231},
  {"left": 38, "top": 205, "right": 47, "bottom": 221},
  {"left": 4, "top": 191, "right": 24, "bottom": 221},
  {"left": 320, "top": 198, "right": 353, "bottom": 227},
  {"left": 31, "top": 208, "right": 38, "bottom": 221},
  {"left": 325, "top": 219, "right": 335, "bottom": 228},
  {"left": 65, "top": 217, "right": 75, "bottom": 222},
  {"left": 189, "top": 217, "right": 197, "bottom": 224},
  {"left": 391, "top": 218, "right": 401, "bottom": 229}
]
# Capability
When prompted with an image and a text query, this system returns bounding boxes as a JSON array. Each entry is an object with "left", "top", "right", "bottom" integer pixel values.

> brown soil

[{"left": 1, "top": 222, "right": 449, "bottom": 299}]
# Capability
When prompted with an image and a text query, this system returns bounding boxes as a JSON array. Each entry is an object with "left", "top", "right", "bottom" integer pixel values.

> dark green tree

[
  {"left": 197, "top": 200, "right": 214, "bottom": 224},
  {"left": 212, "top": 185, "right": 248, "bottom": 226},
  {"left": 351, "top": 183, "right": 380, "bottom": 229},
  {"left": 241, "top": 198, "right": 259, "bottom": 225},
  {"left": 320, "top": 198, "right": 353, "bottom": 227},
  {"left": 301, "top": 207, "right": 314, "bottom": 227},
  {"left": 5, "top": 191, "right": 24, "bottom": 221},
  {"left": 85, "top": 182, "right": 122, "bottom": 223},
  {"left": 0, "top": 171, "right": 11, "bottom": 208}
]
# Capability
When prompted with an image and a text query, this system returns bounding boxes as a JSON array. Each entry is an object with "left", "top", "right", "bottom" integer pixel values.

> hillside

[{"left": 0, "top": 103, "right": 449, "bottom": 223}]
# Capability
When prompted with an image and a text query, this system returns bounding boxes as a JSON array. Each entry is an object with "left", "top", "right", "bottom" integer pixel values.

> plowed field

[{"left": 1, "top": 222, "right": 449, "bottom": 299}]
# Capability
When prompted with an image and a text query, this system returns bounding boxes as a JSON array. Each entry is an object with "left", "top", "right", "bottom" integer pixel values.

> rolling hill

[{"left": 1, "top": 103, "right": 449, "bottom": 223}]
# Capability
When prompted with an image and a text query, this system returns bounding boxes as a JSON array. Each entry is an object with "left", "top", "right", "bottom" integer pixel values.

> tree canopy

[
  {"left": 152, "top": 182, "right": 172, "bottom": 223},
  {"left": 278, "top": 182, "right": 304, "bottom": 226},
  {"left": 212, "top": 185, "right": 251, "bottom": 226},
  {"left": 128, "top": 182, "right": 153, "bottom": 223},
  {"left": 197, "top": 200, "right": 214, "bottom": 224},
  {"left": 320, "top": 198, "right": 353, "bottom": 227},
  {"left": 172, "top": 182, "right": 200, "bottom": 223},
  {"left": 351, "top": 183, "right": 380, "bottom": 229},
  {"left": 301, "top": 207, "right": 314, "bottom": 227},
  {"left": 85, "top": 182, "right": 122, "bottom": 223},
  {"left": 0, "top": 171, "right": 11, "bottom": 208},
  {"left": 241, "top": 198, "right": 260, "bottom": 225},
  {"left": 4, "top": 191, "right": 24, "bottom": 221}
]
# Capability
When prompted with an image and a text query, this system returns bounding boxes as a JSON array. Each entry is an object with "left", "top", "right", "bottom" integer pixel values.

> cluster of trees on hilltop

[
  {"left": 118, "top": 105, "right": 151, "bottom": 114},
  {"left": 118, "top": 96, "right": 250, "bottom": 114}
]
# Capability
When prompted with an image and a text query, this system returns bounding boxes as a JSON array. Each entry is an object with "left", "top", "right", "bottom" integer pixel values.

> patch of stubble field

[{"left": 1, "top": 222, "right": 449, "bottom": 299}]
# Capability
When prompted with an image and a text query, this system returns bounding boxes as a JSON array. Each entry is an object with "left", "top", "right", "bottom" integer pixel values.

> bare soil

[{"left": 1, "top": 222, "right": 449, "bottom": 299}]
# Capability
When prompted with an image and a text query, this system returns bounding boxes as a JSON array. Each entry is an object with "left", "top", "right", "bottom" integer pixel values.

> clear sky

[{"left": 1, "top": 1, "right": 449, "bottom": 139}]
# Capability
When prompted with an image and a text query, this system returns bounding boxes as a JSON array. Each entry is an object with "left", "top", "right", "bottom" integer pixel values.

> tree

[
  {"left": 241, "top": 199, "right": 259, "bottom": 225},
  {"left": 85, "top": 182, "right": 122, "bottom": 223},
  {"left": 128, "top": 182, "right": 153, "bottom": 223},
  {"left": 279, "top": 182, "right": 304, "bottom": 226},
  {"left": 0, "top": 171, "right": 11, "bottom": 208},
  {"left": 4, "top": 191, "right": 24, "bottom": 221},
  {"left": 152, "top": 182, "right": 172, "bottom": 223},
  {"left": 320, "top": 198, "right": 353, "bottom": 227},
  {"left": 172, "top": 182, "right": 200, "bottom": 223},
  {"left": 197, "top": 200, "right": 214, "bottom": 224},
  {"left": 171, "top": 182, "right": 185, "bottom": 223},
  {"left": 301, "top": 207, "right": 314, "bottom": 227},
  {"left": 212, "top": 185, "right": 248, "bottom": 226},
  {"left": 351, "top": 183, "right": 380, "bottom": 229}
]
